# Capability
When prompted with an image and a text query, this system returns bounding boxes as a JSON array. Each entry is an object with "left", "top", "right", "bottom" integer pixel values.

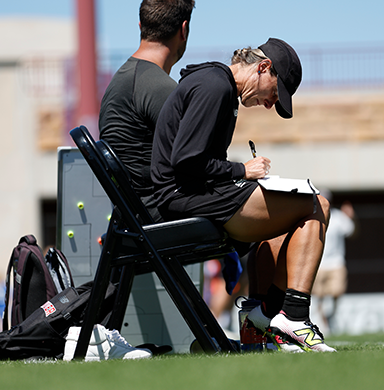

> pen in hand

[
  {"left": 249, "top": 140, "right": 257, "bottom": 158},
  {"left": 249, "top": 139, "right": 270, "bottom": 178}
]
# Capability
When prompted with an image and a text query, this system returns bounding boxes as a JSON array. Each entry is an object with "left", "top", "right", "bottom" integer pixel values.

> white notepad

[{"left": 257, "top": 175, "right": 320, "bottom": 195}]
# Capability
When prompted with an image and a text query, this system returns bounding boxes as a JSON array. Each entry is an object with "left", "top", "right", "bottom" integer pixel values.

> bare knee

[{"left": 317, "top": 195, "right": 330, "bottom": 226}]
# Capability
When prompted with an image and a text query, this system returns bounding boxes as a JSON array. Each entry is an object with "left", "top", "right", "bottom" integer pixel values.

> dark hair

[{"left": 140, "top": 0, "right": 195, "bottom": 42}]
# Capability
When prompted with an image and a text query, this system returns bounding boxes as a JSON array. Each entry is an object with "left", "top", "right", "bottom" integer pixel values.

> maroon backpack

[{"left": 2, "top": 235, "right": 74, "bottom": 331}]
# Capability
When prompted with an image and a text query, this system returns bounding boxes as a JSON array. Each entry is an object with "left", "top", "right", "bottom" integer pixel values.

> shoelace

[
  {"left": 106, "top": 329, "right": 133, "bottom": 347},
  {"left": 304, "top": 321, "right": 324, "bottom": 340}
]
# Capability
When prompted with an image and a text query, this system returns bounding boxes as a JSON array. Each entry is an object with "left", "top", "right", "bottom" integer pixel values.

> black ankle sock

[
  {"left": 262, "top": 284, "right": 286, "bottom": 319},
  {"left": 281, "top": 289, "right": 311, "bottom": 321}
]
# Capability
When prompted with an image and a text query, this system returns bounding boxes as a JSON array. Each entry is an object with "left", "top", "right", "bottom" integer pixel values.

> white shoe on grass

[
  {"left": 247, "top": 305, "right": 303, "bottom": 353},
  {"left": 63, "top": 324, "right": 152, "bottom": 361},
  {"left": 269, "top": 311, "right": 336, "bottom": 352}
]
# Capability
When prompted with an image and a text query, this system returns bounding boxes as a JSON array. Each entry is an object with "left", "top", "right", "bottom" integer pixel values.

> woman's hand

[{"left": 243, "top": 156, "right": 271, "bottom": 180}]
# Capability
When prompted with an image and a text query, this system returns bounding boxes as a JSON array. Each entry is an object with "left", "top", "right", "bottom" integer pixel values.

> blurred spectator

[{"left": 312, "top": 189, "right": 357, "bottom": 333}]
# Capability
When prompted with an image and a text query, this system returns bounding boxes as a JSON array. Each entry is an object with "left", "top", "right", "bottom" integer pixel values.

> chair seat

[
  {"left": 118, "top": 217, "right": 228, "bottom": 262},
  {"left": 145, "top": 217, "right": 225, "bottom": 248}
]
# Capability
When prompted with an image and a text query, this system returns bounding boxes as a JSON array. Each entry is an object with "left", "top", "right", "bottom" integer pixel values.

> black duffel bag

[{"left": 0, "top": 281, "right": 117, "bottom": 360}]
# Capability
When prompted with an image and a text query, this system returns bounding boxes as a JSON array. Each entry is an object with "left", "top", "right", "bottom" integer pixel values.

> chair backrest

[
  {"left": 69, "top": 125, "right": 154, "bottom": 226},
  {"left": 98, "top": 140, "right": 154, "bottom": 225}
]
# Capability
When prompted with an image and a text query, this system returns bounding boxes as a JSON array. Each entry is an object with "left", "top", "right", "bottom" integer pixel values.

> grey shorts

[{"left": 158, "top": 179, "right": 259, "bottom": 225}]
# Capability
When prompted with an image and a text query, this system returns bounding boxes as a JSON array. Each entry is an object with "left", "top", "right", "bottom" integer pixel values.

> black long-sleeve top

[{"left": 151, "top": 62, "right": 245, "bottom": 208}]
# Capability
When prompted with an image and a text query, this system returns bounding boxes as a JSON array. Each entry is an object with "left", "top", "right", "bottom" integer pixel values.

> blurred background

[{"left": 0, "top": 0, "right": 383, "bottom": 337}]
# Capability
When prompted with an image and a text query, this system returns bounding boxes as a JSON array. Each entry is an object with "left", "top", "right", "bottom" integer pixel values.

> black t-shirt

[{"left": 99, "top": 57, "right": 177, "bottom": 196}]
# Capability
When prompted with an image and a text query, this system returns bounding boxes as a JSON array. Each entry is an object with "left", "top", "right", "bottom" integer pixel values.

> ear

[
  {"left": 258, "top": 59, "right": 272, "bottom": 74},
  {"left": 139, "top": 21, "right": 142, "bottom": 31},
  {"left": 181, "top": 20, "right": 189, "bottom": 41}
]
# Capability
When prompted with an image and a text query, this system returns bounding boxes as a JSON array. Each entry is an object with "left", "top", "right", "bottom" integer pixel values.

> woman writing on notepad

[{"left": 151, "top": 38, "right": 335, "bottom": 352}]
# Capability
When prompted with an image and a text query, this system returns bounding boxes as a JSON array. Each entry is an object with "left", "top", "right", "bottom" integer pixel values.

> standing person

[
  {"left": 312, "top": 191, "right": 356, "bottom": 332},
  {"left": 99, "top": 0, "right": 195, "bottom": 222},
  {"left": 151, "top": 38, "right": 336, "bottom": 352}
]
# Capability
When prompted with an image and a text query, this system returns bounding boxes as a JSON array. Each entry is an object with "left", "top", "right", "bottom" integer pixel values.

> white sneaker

[
  {"left": 269, "top": 311, "right": 337, "bottom": 352},
  {"left": 247, "top": 305, "right": 303, "bottom": 353},
  {"left": 63, "top": 325, "right": 152, "bottom": 361}
]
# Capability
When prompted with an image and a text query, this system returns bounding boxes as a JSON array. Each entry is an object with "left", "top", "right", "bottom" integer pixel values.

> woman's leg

[
  {"left": 247, "top": 236, "right": 286, "bottom": 297},
  {"left": 224, "top": 187, "right": 330, "bottom": 294},
  {"left": 228, "top": 188, "right": 336, "bottom": 351}
]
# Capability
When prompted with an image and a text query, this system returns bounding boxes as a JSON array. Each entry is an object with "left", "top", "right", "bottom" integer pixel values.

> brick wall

[{"left": 233, "top": 90, "right": 384, "bottom": 145}]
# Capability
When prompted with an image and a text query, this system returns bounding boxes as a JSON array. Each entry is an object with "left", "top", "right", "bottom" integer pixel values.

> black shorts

[
  {"left": 158, "top": 179, "right": 258, "bottom": 225},
  {"left": 141, "top": 193, "right": 164, "bottom": 223}
]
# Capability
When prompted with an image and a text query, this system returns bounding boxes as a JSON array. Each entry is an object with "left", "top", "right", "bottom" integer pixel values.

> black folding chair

[{"left": 69, "top": 125, "right": 239, "bottom": 359}]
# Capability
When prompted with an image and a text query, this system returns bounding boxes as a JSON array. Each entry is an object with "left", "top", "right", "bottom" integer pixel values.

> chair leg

[
  {"left": 106, "top": 263, "right": 135, "bottom": 331},
  {"left": 139, "top": 250, "right": 223, "bottom": 353},
  {"left": 72, "top": 216, "right": 118, "bottom": 360},
  {"left": 167, "top": 256, "right": 237, "bottom": 353}
]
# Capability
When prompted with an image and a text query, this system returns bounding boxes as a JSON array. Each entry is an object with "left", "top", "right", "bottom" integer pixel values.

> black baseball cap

[{"left": 258, "top": 38, "right": 302, "bottom": 119}]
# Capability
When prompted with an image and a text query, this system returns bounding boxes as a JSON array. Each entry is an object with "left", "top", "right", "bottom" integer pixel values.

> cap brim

[{"left": 275, "top": 76, "right": 293, "bottom": 119}]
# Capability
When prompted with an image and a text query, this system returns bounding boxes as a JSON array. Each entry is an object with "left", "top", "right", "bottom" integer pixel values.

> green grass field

[{"left": 1, "top": 333, "right": 384, "bottom": 390}]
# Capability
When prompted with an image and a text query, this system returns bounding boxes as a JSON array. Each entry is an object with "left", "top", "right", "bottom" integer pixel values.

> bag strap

[
  {"left": 13, "top": 244, "right": 45, "bottom": 326},
  {"left": 2, "top": 247, "right": 17, "bottom": 331}
]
